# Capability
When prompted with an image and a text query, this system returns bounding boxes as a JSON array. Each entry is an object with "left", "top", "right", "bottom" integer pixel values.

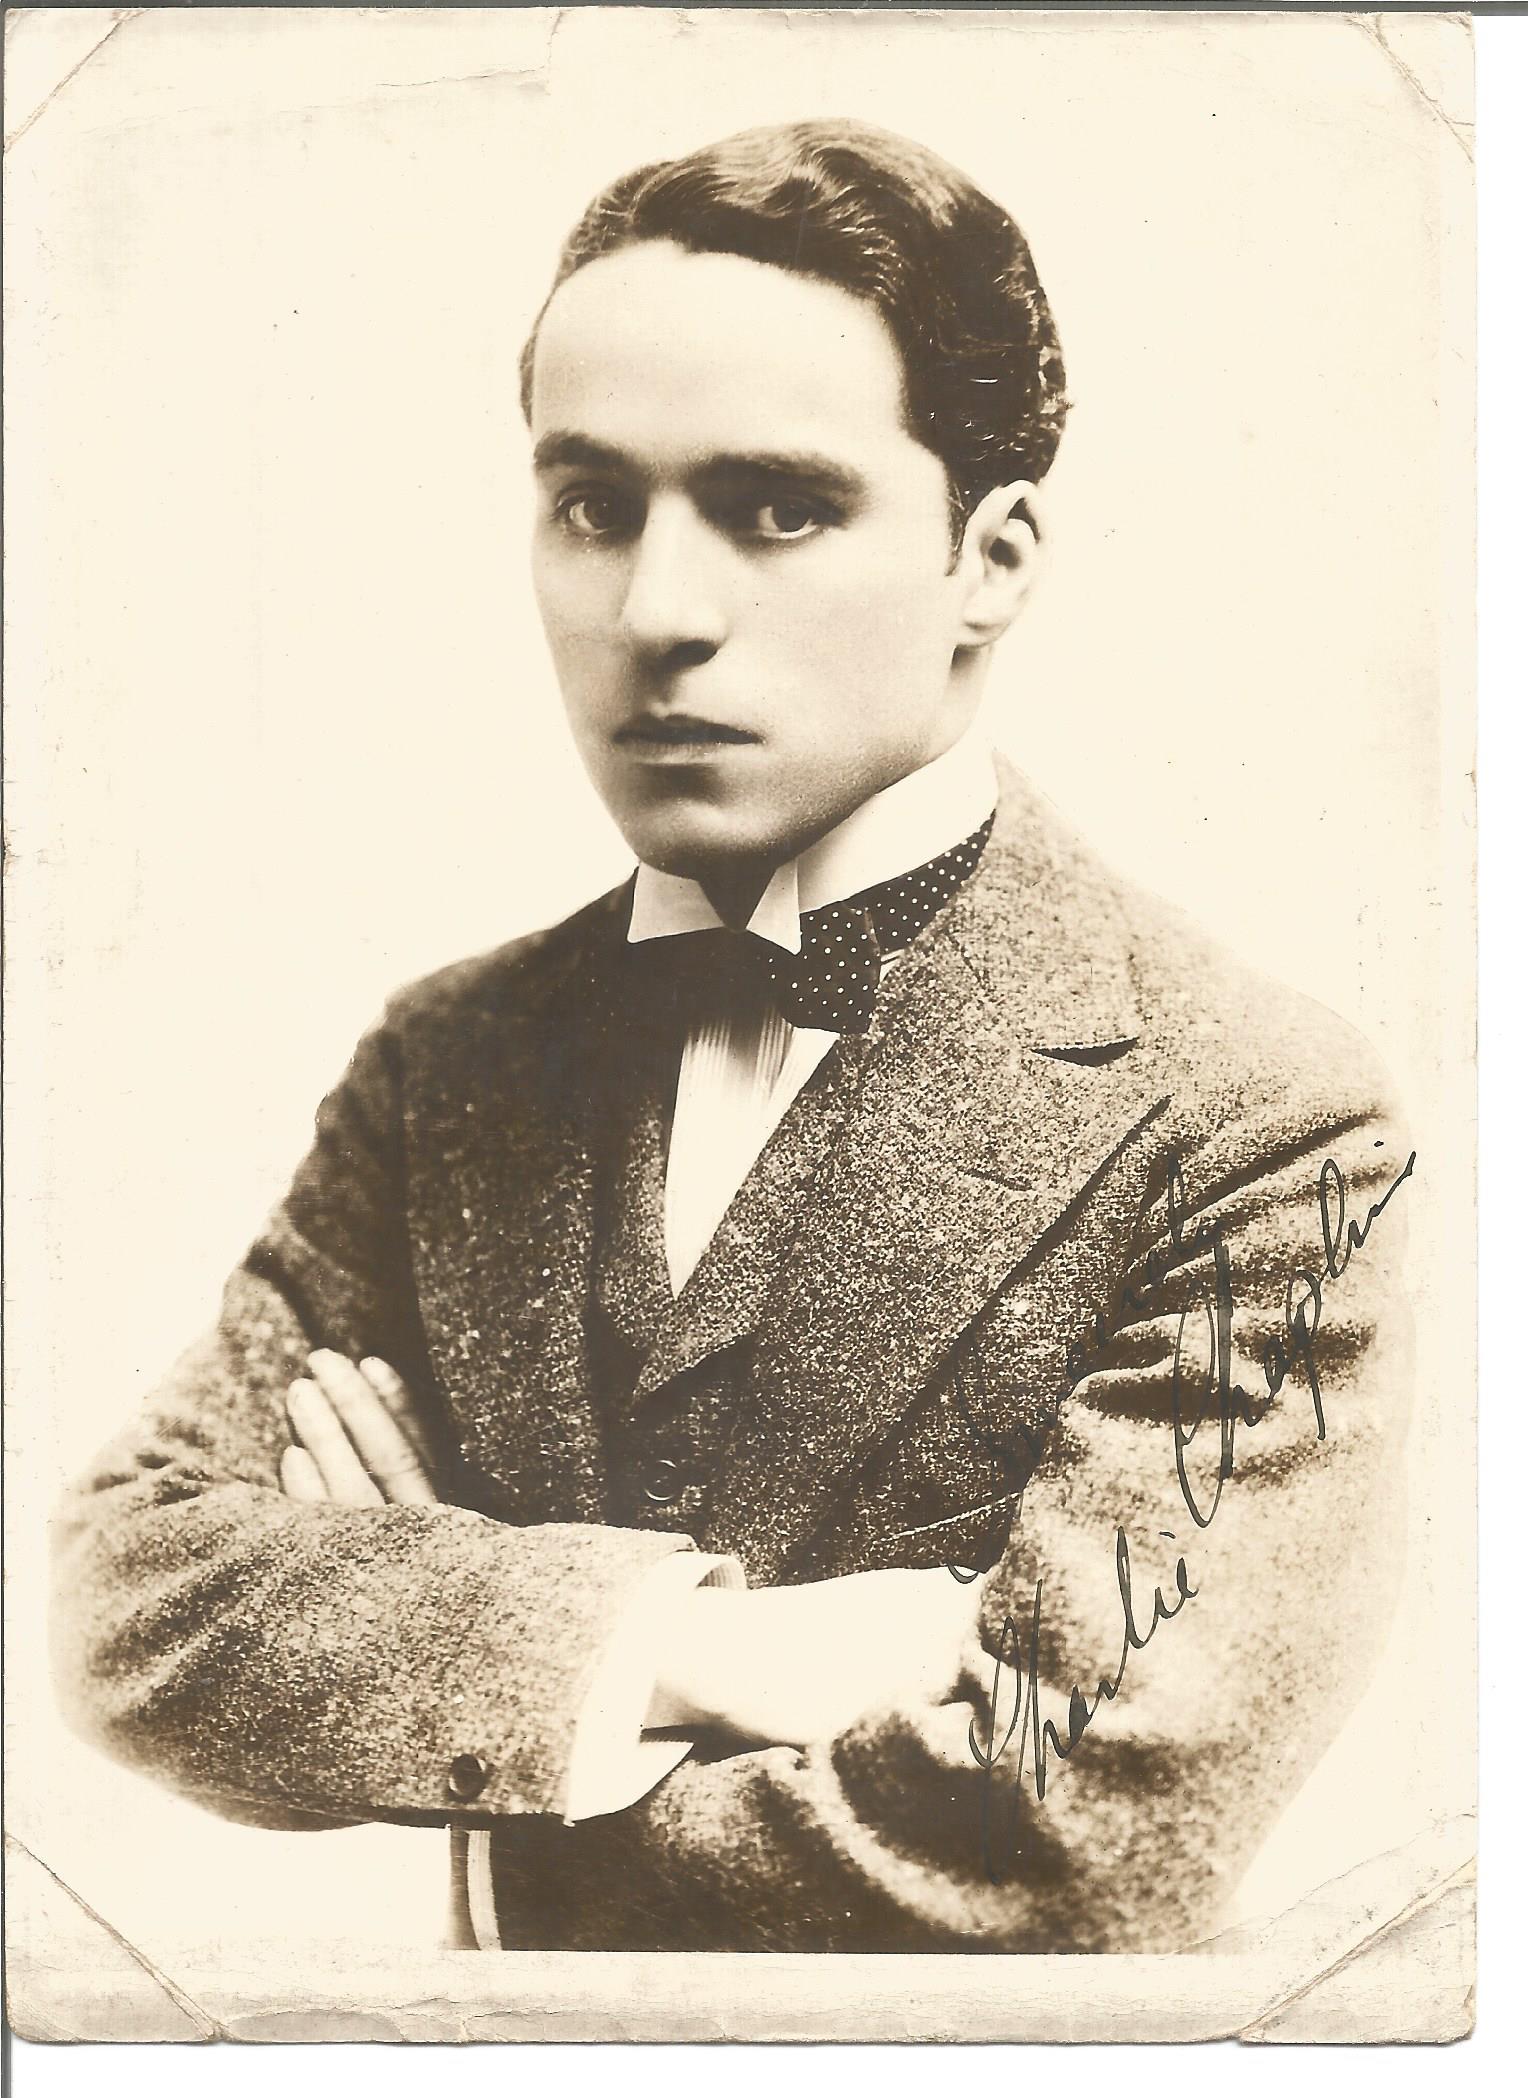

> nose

[{"left": 618, "top": 497, "right": 726, "bottom": 666}]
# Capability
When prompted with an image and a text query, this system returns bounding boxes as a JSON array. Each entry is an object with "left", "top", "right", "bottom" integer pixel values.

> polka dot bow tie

[{"left": 655, "top": 815, "right": 994, "bottom": 1036}]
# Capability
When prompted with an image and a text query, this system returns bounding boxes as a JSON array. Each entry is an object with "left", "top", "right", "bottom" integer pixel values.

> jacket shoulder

[
  {"left": 374, "top": 883, "right": 631, "bottom": 1038},
  {"left": 1111, "top": 870, "right": 1401, "bottom": 1133}
]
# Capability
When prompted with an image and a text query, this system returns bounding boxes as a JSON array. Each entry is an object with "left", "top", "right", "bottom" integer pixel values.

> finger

[
  {"left": 279, "top": 1444, "right": 329, "bottom": 1503},
  {"left": 310, "top": 1352, "right": 438, "bottom": 1504},
  {"left": 357, "top": 1356, "right": 434, "bottom": 1472},
  {"left": 306, "top": 1351, "right": 438, "bottom": 1505},
  {"left": 286, "top": 1378, "right": 384, "bottom": 1507}
]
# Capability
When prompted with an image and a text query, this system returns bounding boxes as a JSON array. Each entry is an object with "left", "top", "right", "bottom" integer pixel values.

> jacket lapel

[
  {"left": 593, "top": 1057, "right": 674, "bottom": 1361},
  {"left": 700, "top": 765, "right": 1170, "bottom": 1580}
]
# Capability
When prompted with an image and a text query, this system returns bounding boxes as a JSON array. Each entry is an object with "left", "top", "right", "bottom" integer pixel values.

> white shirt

[{"left": 561, "top": 730, "right": 999, "bottom": 1822}]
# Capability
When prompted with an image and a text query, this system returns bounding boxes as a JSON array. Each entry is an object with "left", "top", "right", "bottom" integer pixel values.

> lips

[{"left": 615, "top": 714, "right": 758, "bottom": 748}]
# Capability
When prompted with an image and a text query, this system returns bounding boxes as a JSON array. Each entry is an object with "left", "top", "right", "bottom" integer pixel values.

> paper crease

[
  {"left": 4, "top": 1831, "right": 222, "bottom": 2041},
  {"left": 1352, "top": 12, "right": 1474, "bottom": 160},
  {"left": 4, "top": 8, "right": 144, "bottom": 156}
]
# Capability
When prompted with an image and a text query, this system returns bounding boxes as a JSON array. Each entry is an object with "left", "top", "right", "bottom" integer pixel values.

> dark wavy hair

[{"left": 519, "top": 119, "right": 1069, "bottom": 540}]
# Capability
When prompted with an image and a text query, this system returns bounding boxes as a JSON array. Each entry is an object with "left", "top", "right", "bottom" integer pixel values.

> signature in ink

[
  {"left": 968, "top": 1526, "right": 1198, "bottom": 1881},
  {"left": 955, "top": 1143, "right": 1415, "bottom": 1884},
  {"left": 1169, "top": 1145, "right": 1415, "bottom": 1529}
]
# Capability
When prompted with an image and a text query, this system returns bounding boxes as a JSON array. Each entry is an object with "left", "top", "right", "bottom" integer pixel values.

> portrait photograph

[{"left": 4, "top": 1, "right": 1477, "bottom": 2047}]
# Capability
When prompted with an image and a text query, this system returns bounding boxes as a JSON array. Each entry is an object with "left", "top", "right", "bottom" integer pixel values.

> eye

[
  {"left": 552, "top": 488, "right": 636, "bottom": 540},
  {"left": 712, "top": 488, "right": 839, "bottom": 543},
  {"left": 749, "top": 495, "right": 830, "bottom": 542}
]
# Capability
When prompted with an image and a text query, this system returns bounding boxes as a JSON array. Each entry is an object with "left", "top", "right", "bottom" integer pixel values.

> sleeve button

[
  {"left": 446, "top": 1751, "right": 489, "bottom": 1803},
  {"left": 642, "top": 1455, "right": 685, "bottom": 1504}
]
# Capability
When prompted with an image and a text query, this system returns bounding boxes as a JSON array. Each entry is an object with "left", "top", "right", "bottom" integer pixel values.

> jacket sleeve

[
  {"left": 48, "top": 1012, "right": 695, "bottom": 1831},
  {"left": 483, "top": 1078, "right": 1414, "bottom": 1952}
]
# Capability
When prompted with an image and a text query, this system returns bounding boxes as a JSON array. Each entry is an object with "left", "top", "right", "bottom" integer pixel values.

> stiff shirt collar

[{"left": 626, "top": 730, "right": 999, "bottom": 958}]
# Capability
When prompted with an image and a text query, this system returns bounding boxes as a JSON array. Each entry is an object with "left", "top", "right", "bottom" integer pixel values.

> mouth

[{"left": 614, "top": 714, "right": 760, "bottom": 754}]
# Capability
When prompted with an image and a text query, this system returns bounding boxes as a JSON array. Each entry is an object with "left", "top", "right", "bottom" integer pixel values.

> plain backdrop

[{"left": 6, "top": 2, "right": 1475, "bottom": 1984}]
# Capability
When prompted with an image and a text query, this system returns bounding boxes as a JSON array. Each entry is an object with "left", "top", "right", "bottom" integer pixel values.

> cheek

[
  {"left": 778, "top": 546, "right": 956, "bottom": 704},
  {"left": 531, "top": 551, "right": 619, "bottom": 664}
]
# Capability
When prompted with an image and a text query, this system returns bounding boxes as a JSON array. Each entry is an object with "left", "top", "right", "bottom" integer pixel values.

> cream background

[{"left": 5, "top": 3, "right": 1475, "bottom": 2028}]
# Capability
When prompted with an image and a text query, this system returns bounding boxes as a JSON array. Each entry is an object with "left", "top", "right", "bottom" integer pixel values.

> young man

[{"left": 52, "top": 121, "right": 1411, "bottom": 1953}]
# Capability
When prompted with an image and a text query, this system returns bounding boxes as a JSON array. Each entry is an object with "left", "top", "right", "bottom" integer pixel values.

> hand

[
  {"left": 647, "top": 1566, "right": 983, "bottom": 1750},
  {"left": 280, "top": 1351, "right": 440, "bottom": 1507}
]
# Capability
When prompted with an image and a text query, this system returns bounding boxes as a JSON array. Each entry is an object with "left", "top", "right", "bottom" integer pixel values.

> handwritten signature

[{"left": 961, "top": 1142, "right": 1415, "bottom": 1885}]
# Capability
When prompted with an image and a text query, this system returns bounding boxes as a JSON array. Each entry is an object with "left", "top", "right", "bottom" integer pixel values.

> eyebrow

[{"left": 531, "top": 431, "right": 867, "bottom": 502}]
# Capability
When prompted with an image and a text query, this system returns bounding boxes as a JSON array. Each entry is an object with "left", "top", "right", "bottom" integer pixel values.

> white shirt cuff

[{"left": 562, "top": 1547, "right": 747, "bottom": 1824}]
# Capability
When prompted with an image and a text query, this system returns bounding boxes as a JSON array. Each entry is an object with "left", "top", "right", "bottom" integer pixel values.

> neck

[{"left": 696, "top": 860, "right": 775, "bottom": 929}]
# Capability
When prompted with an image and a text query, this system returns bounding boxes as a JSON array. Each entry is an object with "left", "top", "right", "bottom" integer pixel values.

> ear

[{"left": 954, "top": 480, "right": 1043, "bottom": 648}]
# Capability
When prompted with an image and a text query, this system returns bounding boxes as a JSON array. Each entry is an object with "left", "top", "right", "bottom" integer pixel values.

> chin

[{"left": 613, "top": 800, "right": 792, "bottom": 882}]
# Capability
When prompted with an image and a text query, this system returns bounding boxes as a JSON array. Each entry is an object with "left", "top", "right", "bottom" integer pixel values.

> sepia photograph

[{"left": 5, "top": 2, "right": 1475, "bottom": 2044}]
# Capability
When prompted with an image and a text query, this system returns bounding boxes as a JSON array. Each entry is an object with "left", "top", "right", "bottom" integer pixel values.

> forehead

[{"left": 528, "top": 242, "right": 919, "bottom": 469}]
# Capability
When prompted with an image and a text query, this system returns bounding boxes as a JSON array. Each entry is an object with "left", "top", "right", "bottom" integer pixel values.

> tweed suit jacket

[{"left": 51, "top": 762, "right": 1413, "bottom": 1953}]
